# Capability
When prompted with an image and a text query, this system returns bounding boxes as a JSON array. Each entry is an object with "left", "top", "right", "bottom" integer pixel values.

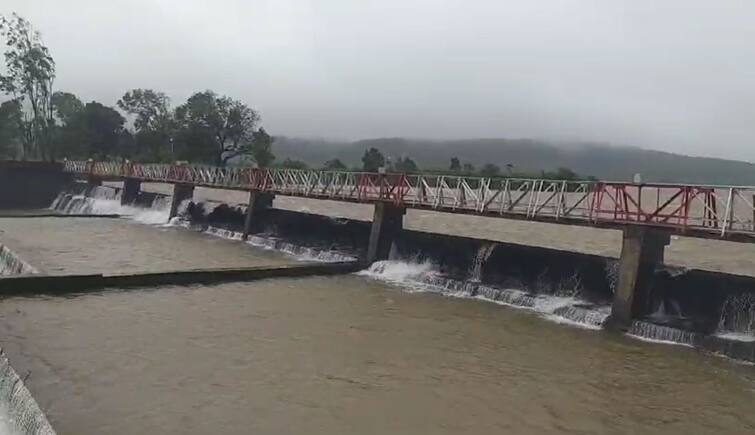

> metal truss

[{"left": 65, "top": 160, "right": 755, "bottom": 240}]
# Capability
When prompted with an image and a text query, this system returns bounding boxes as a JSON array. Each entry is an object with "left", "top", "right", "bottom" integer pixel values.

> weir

[
  {"left": 2, "top": 172, "right": 755, "bottom": 433},
  {"left": 0, "top": 262, "right": 363, "bottom": 295}
]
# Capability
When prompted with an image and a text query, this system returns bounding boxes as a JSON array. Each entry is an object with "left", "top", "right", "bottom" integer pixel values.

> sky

[{"left": 3, "top": 0, "right": 755, "bottom": 161}]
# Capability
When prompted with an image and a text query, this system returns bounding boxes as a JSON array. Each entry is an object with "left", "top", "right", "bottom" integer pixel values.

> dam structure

[
  {"left": 0, "top": 160, "right": 754, "bottom": 434},
  {"left": 66, "top": 159, "right": 755, "bottom": 331}
]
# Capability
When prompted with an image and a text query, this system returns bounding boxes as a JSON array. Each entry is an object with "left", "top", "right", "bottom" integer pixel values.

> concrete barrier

[
  {"left": 0, "top": 348, "right": 56, "bottom": 434},
  {"left": 0, "top": 262, "right": 365, "bottom": 295}
]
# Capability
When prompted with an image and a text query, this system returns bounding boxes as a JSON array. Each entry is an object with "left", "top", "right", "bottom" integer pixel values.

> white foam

[
  {"left": 53, "top": 194, "right": 170, "bottom": 225},
  {"left": 626, "top": 334, "right": 695, "bottom": 348},
  {"left": 714, "top": 332, "right": 755, "bottom": 342},
  {"left": 358, "top": 260, "right": 610, "bottom": 330}
]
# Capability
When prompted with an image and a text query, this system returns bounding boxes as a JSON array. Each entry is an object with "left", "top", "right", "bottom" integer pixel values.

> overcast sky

[{"left": 4, "top": 1, "right": 755, "bottom": 161}]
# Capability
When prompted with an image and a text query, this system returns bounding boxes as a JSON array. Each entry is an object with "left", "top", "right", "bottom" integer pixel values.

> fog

[{"left": 4, "top": 0, "right": 755, "bottom": 161}]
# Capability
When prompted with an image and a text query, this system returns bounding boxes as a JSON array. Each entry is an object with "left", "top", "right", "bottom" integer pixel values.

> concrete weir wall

[
  {"left": 0, "top": 349, "right": 56, "bottom": 435},
  {"left": 181, "top": 196, "right": 755, "bottom": 356},
  {"left": 0, "top": 161, "right": 71, "bottom": 210}
]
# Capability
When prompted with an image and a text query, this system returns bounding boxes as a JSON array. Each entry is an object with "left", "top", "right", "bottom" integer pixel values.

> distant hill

[{"left": 272, "top": 137, "right": 755, "bottom": 184}]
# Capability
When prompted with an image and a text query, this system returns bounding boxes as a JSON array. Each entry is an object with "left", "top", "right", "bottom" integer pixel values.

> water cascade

[
  {"left": 0, "top": 247, "right": 36, "bottom": 276},
  {"left": 628, "top": 320, "right": 698, "bottom": 346},
  {"left": 51, "top": 187, "right": 357, "bottom": 264},
  {"left": 469, "top": 243, "right": 496, "bottom": 282},
  {"left": 360, "top": 260, "right": 610, "bottom": 329},
  {"left": 51, "top": 187, "right": 171, "bottom": 225},
  {"left": 716, "top": 293, "right": 755, "bottom": 342}
]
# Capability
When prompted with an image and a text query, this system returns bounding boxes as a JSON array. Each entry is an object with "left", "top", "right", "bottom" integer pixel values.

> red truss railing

[{"left": 64, "top": 160, "right": 755, "bottom": 240}]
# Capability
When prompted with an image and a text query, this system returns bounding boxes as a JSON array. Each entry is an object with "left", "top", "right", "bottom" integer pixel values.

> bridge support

[
  {"left": 367, "top": 202, "right": 405, "bottom": 263},
  {"left": 242, "top": 191, "right": 275, "bottom": 240},
  {"left": 168, "top": 184, "right": 195, "bottom": 221},
  {"left": 607, "top": 227, "right": 670, "bottom": 330},
  {"left": 86, "top": 176, "right": 102, "bottom": 188},
  {"left": 121, "top": 178, "right": 141, "bottom": 205}
]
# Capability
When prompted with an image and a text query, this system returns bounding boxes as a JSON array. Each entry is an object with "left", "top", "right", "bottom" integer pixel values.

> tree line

[
  {"left": 0, "top": 13, "right": 273, "bottom": 166},
  {"left": 1, "top": 13, "right": 593, "bottom": 181},
  {"left": 281, "top": 147, "right": 595, "bottom": 181}
]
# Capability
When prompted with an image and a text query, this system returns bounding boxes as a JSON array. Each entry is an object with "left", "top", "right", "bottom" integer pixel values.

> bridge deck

[{"left": 66, "top": 160, "right": 755, "bottom": 243}]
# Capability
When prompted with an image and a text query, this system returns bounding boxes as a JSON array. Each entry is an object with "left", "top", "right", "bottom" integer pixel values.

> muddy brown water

[
  {"left": 1, "top": 276, "right": 754, "bottom": 435},
  {"left": 0, "top": 217, "right": 294, "bottom": 274},
  {"left": 0, "top": 190, "right": 752, "bottom": 434}
]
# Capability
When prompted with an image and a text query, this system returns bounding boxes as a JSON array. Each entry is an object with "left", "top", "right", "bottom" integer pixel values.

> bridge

[
  {"left": 66, "top": 160, "right": 755, "bottom": 239},
  {"left": 63, "top": 159, "right": 755, "bottom": 329}
]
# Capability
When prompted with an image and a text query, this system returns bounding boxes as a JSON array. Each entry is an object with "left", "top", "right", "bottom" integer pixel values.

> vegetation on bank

[
  {"left": 0, "top": 13, "right": 272, "bottom": 167},
  {"left": 0, "top": 13, "right": 595, "bottom": 182}
]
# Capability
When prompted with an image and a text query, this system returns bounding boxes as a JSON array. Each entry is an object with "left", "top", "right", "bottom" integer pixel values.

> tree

[
  {"left": 250, "top": 127, "right": 274, "bottom": 168},
  {"left": 362, "top": 147, "right": 385, "bottom": 172},
  {"left": 0, "top": 99, "right": 22, "bottom": 157},
  {"left": 51, "top": 91, "right": 83, "bottom": 125},
  {"left": 281, "top": 158, "right": 308, "bottom": 170},
  {"left": 480, "top": 163, "right": 501, "bottom": 177},
  {"left": 118, "top": 89, "right": 174, "bottom": 161},
  {"left": 77, "top": 102, "right": 126, "bottom": 158},
  {"left": 449, "top": 157, "right": 461, "bottom": 172},
  {"left": 117, "top": 89, "right": 171, "bottom": 132},
  {"left": 323, "top": 158, "right": 347, "bottom": 170},
  {"left": 175, "top": 90, "right": 260, "bottom": 165},
  {"left": 554, "top": 167, "right": 578, "bottom": 181},
  {"left": 395, "top": 156, "right": 419, "bottom": 173},
  {"left": 0, "top": 13, "right": 56, "bottom": 160},
  {"left": 462, "top": 162, "right": 475, "bottom": 174}
]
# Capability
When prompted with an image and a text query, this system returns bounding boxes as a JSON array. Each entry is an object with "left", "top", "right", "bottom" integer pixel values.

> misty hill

[{"left": 273, "top": 137, "right": 755, "bottom": 185}]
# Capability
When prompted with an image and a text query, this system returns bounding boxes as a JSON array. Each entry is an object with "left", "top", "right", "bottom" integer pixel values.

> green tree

[
  {"left": 0, "top": 99, "right": 22, "bottom": 157},
  {"left": 480, "top": 163, "right": 501, "bottom": 177},
  {"left": 0, "top": 13, "right": 56, "bottom": 160},
  {"left": 51, "top": 91, "right": 83, "bottom": 125},
  {"left": 323, "top": 158, "right": 347, "bottom": 170},
  {"left": 395, "top": 156, "right": 419, "bottom": 173},
  {"left": 118, "top": 89, "right": 174, "bottom": 161},
  {"left": 449, "top": 156, "right": 461, "bottom": 172},
  {"left": 175, "top": 90, "right": 260, "bottom": 165},
  {"left": 250, "top": 127, "right": 274, "bottom": 168},
  {"left": 362, "top": 147, "right": 385, "bottom": 172},
  {"left": 281, "top": 158, "right": 308, "bottom": 170},
  {"left": 462, "top": 162, "right": 475, "bottom": 174},
  {"left": 117, "top": 89, "right": 171, "bottom": 132},
  {"left": 77, "top": 102, "right": 126, "bottom": 158}
]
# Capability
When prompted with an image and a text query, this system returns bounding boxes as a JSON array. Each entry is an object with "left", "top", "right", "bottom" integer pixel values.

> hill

[{"left": 272, "top": 137, "right": 755, "bottom": 184}]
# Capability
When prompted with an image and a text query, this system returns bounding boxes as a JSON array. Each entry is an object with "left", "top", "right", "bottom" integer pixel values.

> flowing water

[
  {"left": 0, "top": 278, "right": 754, "bottom": 435},
  {"left": 0, "top": 186, "right": 753, "bottom": 433}
]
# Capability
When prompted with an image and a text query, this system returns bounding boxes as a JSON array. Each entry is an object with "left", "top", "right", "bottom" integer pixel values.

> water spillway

[
  {"left": 1, "top": 177, "right": 755, "bottom": 433},
  {"left": 46, "top": 183, "right": 755, "bottom": 361}
]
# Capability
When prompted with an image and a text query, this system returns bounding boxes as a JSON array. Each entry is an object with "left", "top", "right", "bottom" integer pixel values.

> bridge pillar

[
  {"left": 87, "top": 176, "right": 102, "bottom": 188},
  {"left": 367, "top": 202, "right": 405, "bottom": 263},
  {"left": 121, "top": 178, "right": 141, "bottom": 205},
  {"left": 606, "top": 227, "right": 670, "bottom": 330},
  {"left": 242, "top": 191, "right": 275, "bottom": 240},
  {"left": 168, "top": 184, "right": 195, "bottom": 221}
]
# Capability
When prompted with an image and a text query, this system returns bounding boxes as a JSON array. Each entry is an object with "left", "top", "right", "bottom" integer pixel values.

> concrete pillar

[
  {"left": 607, "top": 227, "right": 670, "bottom": 330},
  {"left": 242, "top": 191, "right": 274, "bottom": 240},
  {"left": 121, "top": 178, "right": 141, "bottom": 205},
  {"left": 168, "top": 184, "right": 195, "bottom": 221},
  {"left": 87, "top": 176, "right": 102, "bottom": 188},
  {"left": 367, "top": 202, "right": 406, "bottom": 263}
]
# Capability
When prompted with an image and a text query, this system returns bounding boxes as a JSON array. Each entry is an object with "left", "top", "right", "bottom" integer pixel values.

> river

[{"left": 0, "top": 188, "right": 753, "bottom": 434}]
